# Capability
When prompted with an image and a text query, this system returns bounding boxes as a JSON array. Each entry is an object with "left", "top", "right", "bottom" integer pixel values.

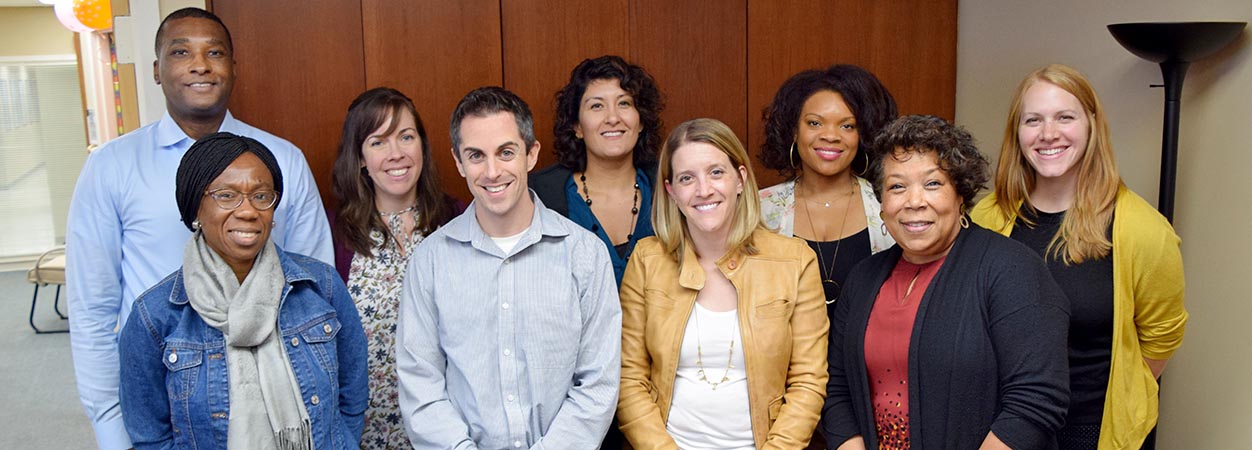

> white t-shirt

[
  {"left": 666, "top": 302, "right": 754, "bottom": 449},
  {"left": 490, "top": 227, "right": 529, "bottom": 254}
]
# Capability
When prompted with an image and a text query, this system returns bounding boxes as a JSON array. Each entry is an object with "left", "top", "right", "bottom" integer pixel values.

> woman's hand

[
  {"left": 1145, "top": 357, "right": 1169, "bottom": 379},
  {"left": 834, "top": 436, "right": 866, "bottom": 450},
  {"left": 978, "top": 431, "right": 1012, "bottom": 450}
]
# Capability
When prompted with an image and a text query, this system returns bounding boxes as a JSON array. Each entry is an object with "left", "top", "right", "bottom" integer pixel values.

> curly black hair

[
  {"left": 759, "top": 64, "right": 898, "bottom": 178},
  {"left": 552, "top": 55, "right": 665, "bottom": 172},
  {"left": 866, "top": 115, "right": 989, "bottom": 210}
]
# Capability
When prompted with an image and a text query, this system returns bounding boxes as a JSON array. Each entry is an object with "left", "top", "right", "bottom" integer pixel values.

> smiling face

[
  {"left": 453, "top": 112, "right": 540, "bottom": 236},
  {"left": 197, "top": 152, "right": 276, "bottom": 277},
  {"left": 1018, "top": 81, "right": 1090, "bottom": 186},
  {"left": 154, "top": 17, "right": 235, "bottom": 123},
  {"left": 575, "top": 78, "right": 642, "bottom": 163},
  {"left": 362, "top": 108, "right": 423, "bottom": 211},
  {"left": 664, "top": 141, "right": 747, "bottom": 244},
  {"left": 796, "top": 90, "right": 859, "bottom": 179},
  {"left": 880, "top": 150, "right": 963, "bottom": 263}
]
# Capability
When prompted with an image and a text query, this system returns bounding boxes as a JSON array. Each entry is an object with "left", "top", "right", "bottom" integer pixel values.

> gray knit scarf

[{"left": 182, "top": 232, "right": 313, "bottom": 450}]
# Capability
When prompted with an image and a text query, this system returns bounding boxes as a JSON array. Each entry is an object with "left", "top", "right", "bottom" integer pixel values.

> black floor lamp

[{"left": 1107, "top": 21, "right": 1246, "bottom": 223}]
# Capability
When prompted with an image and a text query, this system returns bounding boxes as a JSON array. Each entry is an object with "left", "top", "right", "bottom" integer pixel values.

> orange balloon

[{"left": 73, "top": 0, "right": 113, "bottom": 31}]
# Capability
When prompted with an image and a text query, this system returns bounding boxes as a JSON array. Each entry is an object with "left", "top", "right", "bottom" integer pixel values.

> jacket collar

[{"left": 675, "top": 232, "right": 748, "bottom": 291}]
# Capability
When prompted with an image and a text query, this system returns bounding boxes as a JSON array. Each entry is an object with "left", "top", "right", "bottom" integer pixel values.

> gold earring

[{"left": 789, "top": 142, "right": 798, "bottom": 169}]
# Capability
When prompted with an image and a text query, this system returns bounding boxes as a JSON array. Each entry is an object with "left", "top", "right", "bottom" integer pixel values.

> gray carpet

[{"left": 0, "top": 269, "right": 95, "bottom": 449}]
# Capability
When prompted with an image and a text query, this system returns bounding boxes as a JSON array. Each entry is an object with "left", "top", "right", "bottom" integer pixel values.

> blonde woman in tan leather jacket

[{"left": 618, "top": 118, "right": 829, "bottom": 449}]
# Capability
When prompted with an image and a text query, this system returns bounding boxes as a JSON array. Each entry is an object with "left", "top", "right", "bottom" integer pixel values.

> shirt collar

[
  {"left": 445, "top": 190, "right": 572, "bottom": 255},
  {"left": 155, "top": 110, "right": 237, "bottom": 150}
]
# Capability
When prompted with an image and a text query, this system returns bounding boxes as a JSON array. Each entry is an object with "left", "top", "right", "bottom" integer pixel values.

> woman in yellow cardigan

[
  {"left": 618, "top": 118, "right": 828, "bottom": 449},
  {"left": 972, "top": 64, "right": 1187, "bottom": 450}
]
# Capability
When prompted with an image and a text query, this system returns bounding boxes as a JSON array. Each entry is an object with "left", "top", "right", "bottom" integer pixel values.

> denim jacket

[{"left": 119, "top": 248, "right": 368, "bottom": 450}]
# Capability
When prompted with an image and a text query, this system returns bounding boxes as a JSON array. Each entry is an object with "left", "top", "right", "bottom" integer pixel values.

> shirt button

[
  {"left": 290, "top": 337, "right": 300, "bottom": 347},
  {"left": 728, "top": 259, "right": 738, "bottom": 270},
  {"left": 323, "top": 323, "right": 333, "bottom": 334},
  {"left": 513, "top": 441, "right": 522, "bottom": 448},
  {"left": 167, "top": 352, "right": 178, "bottom": 364},
  {"left": 310, "top": 395, "right": 320, "bottom": 405},
  {"left": 501, "top": 303, "right": 510, "bottom": 310},
  {"left": 503, "top": 348, "right": 512, "bottom": 356},
  {"left": 506, "top": 394, "right": 515, "bottom": 402},
  {"left": 504, "top": 258, "right": 511, "bottom": 264}
]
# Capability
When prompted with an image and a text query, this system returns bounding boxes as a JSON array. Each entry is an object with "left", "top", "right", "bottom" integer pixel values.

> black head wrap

[{"left": 175, "top": 132, "right": 284, "bottom": 231}]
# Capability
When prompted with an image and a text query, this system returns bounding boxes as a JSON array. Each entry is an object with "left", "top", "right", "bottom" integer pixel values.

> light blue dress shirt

[
  {"left": 397, "top": 193, "right": 622, "bottom": 450},
  {"left": 65, "top": 112, "right": 334, "bottom": 450}
]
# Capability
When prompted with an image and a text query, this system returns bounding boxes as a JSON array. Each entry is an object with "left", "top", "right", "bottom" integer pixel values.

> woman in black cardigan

[{"left": 820, "top": 115, "right": 1070, "bottom": 450}]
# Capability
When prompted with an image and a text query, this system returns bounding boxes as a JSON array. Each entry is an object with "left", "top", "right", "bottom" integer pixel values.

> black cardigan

[{"left": 820, "top": 224, "right": 1070, "bottom": 450}]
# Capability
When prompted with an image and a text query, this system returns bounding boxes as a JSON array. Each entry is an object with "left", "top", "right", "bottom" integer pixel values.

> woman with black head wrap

[{"left": 118, "top": 132, "right": 368, "bottom": 450}]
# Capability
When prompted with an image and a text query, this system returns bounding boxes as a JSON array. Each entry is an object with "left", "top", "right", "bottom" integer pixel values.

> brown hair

[{"left": 332, "top": 87, "right": 455, "bottom": 256}]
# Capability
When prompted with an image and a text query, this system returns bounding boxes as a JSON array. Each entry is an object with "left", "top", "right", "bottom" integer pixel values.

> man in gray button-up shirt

[{"left": 397, "top": 87, "right": 621, "bottom": 449}]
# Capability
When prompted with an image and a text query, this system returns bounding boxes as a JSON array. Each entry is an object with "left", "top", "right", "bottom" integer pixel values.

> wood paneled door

[{"left": 213, "top": 0, "right": 956, "bottom": 204}]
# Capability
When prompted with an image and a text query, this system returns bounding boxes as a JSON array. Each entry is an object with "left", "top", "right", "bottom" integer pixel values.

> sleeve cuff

[{"left": 92, "top": 414, "right": 133, "bottom": 450}]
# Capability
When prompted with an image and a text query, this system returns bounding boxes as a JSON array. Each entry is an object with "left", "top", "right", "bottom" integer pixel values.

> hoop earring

[
  {"left": 855, "top": 149, "right": 869, "bottom": 177},
  {"left": 960, "top": 207, "right": 971, "bottom": 229},
  {"left": 789, "top": 142, "right": 799, "bottom": 169},
  {"left": 880, "top": 222, "right": 888, "bottom": 236}
]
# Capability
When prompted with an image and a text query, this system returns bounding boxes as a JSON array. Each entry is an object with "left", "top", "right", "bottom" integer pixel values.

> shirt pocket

[
  {"left": 296, "top": 316, "right": 342, "bottom": 377},
  {"left": 162, "top": 345, "right": 203, "bottom": 401}
]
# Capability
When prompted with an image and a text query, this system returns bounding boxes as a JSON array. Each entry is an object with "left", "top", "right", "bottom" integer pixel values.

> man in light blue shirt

[
  {"left": 397, "top": 87, "right": 621, "bottom": 449},
  {"left": 65, "top": 8, "right": 333, "bottom": 449}
]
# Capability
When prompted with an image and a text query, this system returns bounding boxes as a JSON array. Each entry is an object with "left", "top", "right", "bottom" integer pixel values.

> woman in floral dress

[{"left": 330, "top": 87, "right": 459, "bottom": 449}]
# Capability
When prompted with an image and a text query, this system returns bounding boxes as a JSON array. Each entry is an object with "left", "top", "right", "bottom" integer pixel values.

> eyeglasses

[{"left": 204, "top": 188, "right": 280, "bottom": 211}]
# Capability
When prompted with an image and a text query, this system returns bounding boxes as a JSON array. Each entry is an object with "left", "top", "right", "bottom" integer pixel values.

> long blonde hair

[
  {"left": 993, "top": 64, "right": 1122, "bottom": 263},
  {"left": 653, "top": 118, "right": 764, "bottom": 261}
]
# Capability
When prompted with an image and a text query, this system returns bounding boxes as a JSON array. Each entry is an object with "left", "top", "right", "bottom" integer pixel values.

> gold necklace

[
  {"left": 693, "top": 304, "right": 736, "bottom": 390},
  {"left": 899, "top": 266, "right": 925, "bottom": 305},
  {"left": 798, "top": 178, "right": 857, "bottom": 304}
]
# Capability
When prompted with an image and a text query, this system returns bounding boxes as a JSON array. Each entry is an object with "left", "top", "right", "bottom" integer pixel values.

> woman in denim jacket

[{"left": 119, "top": 132, "right": 368, "bottom": 450}]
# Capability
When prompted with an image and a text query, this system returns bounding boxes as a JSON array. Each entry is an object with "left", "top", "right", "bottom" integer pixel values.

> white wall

[{"left": 957, "top": 1, "right": 1252, "bottom": 447}]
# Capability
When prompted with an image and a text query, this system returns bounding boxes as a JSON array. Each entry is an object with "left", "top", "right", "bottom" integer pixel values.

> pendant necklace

[
  {"left": 799, "top": 178, "right": 857, "bottom": 304},
  {"left": 693, "top": 304, "right": 737, "bottom": 390}
]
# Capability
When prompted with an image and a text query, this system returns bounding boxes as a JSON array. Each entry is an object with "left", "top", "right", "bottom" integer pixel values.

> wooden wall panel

[
  {"left": 501, "top": 0, "right": 630, "bottom": 172},
  {"left": 630, "top": 0, "right": 749, "bottom": 151},
  {"left": 747, "top": 0, "right": 957, "bottom": 187},
  {"left": 362, "top": 0, "right": 503, "bottom": 203},
  {"left": 212, "top": 0, "right": 365, "bottom": 207}
]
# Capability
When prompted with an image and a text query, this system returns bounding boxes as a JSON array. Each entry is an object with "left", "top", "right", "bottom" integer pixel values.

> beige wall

[
  {"left": 957, "top": 1, "right": 1252, "bottom": 447},
  {"left": 0, "top": 7, "right": 74, "bottom": 56}
]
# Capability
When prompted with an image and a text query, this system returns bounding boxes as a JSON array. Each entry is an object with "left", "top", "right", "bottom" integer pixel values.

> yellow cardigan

[{"left": 971, "top": 186, "right": 1187, "bottom": 450}]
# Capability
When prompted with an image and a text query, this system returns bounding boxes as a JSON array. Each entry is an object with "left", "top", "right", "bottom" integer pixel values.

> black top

[
  {"left": 805, "top": 227, "right": 872, "bottom": 323},
  {"left": 821, "top": 224, "right": 1070, "bottom": 450},
  {"left": 1011, "top": 208, "right": 1114, "bottom": 426}
]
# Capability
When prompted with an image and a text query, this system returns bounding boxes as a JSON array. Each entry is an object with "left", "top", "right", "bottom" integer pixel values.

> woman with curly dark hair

[
  {"left": 821, "top": 115, "right": 1070, "bottom": 450},
  {"left": 329, "top": 87, "right": 458, "bottom": 449},
  {"left": 530, "top": 55, "right": 665, "bottom": 285},
  {"left": 758, "top": 65, "right": 897, "bottom": 316}
]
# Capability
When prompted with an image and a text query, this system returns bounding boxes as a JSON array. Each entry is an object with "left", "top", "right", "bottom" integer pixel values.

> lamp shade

[{"left": 1108, "top": 22, "right": 1245, "bottom": 63}]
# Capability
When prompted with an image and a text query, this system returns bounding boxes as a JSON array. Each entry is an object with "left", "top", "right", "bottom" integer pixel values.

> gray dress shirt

[{"left": 397, "top": 193, "right": 621, "bottom": 449}]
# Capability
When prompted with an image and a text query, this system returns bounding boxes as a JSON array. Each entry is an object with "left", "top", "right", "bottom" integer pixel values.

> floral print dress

[{"left": 346, "top": 209, "right": 425, "bottom": 450}]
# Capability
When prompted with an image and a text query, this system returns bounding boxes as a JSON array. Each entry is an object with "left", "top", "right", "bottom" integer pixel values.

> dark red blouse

[{"left": 863, "top": 255, "right": 946, "bottom": 450}]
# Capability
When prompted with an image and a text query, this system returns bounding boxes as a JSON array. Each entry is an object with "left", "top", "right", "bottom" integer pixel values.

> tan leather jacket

[{"left": 618, "top": 229, "right": 829, "bottom": 449}]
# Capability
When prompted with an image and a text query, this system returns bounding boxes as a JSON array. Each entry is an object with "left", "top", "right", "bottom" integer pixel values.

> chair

[{"left": 26, "top": 246, "right": 68, "bottom": 334}]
